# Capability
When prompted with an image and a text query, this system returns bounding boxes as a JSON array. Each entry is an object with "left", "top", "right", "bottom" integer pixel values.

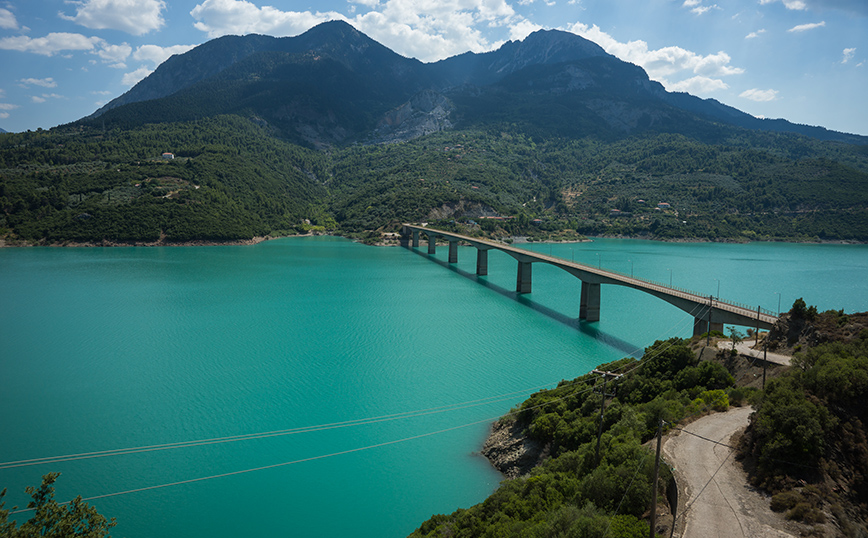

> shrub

[{"left": 770, "top": 490, "right": 801, "bottom": 512}]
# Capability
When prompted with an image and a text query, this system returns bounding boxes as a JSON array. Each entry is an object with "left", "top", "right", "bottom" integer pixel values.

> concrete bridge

[{"left": 401, "top": 225, "right": 778, "bottom": 336}]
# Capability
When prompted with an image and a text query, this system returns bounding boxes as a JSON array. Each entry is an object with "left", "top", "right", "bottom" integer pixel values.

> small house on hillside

[
  {"left": 162, "top": 152, "right": 175, "bottom": 160},
  {"left": 657, "top": 202, "right": 671, "bottom": 209}
]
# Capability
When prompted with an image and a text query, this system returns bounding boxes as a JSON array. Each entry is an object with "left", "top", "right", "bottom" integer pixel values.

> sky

[{"left": 0, "top": 0, "right": 865, "bottom": 135}]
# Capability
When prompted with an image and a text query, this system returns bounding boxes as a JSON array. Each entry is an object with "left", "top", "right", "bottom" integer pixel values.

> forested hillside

[
  {"left": 0, "top": 116, "right": 330, "bottom": 244},
  {"left": 2, "top": 117, "right": 868, "bottom": 245},
  {"left": 409, "top": 338, "right": 737, "bottom": 538}
]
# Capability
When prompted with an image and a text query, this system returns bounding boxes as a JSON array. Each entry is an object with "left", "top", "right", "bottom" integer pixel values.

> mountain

[
  {"left": 86, "top": 21, "right": 867, "bottom": 147},
  {"left": 5, "top": 21, "right": 868, "bottom": 247}
]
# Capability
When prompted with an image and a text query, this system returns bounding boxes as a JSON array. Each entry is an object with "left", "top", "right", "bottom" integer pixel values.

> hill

[
  {"left": 2, "top": 21, "right": 868, "bottom": 245},
  {"left": 409, "top": 303, "right": 868, "bottom": 537}
]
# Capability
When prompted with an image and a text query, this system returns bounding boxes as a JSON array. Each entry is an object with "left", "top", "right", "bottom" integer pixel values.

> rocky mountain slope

[{"left": 84, "top": 21, "right": 867, "bottom": 148}]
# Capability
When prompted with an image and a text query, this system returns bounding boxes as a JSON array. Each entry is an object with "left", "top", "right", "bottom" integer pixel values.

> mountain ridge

[{"left": 85, "top": 20, "right": 867, "bottom": 146}]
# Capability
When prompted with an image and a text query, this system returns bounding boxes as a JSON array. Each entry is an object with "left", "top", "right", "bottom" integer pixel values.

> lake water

[{"left": 1, "top": 236, "right": 866, "bottom": 537}]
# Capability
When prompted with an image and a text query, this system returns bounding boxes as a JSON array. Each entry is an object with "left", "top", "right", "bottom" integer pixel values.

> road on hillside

[
  {"left": 662, "top": 406, "right": 797, "bottom": 538},
  {"left": 716, "top": 341, "right": 792, "bottom": 366}
]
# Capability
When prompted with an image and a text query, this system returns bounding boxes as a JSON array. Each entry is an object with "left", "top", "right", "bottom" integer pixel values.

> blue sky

[{"left": 1, "top": 0, "right": 865, "bottom": 135}]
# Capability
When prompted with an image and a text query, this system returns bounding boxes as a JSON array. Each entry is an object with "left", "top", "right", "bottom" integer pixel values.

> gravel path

[
  {"left": 662, "top": 406, "right": 797, "bottom": 538},
  {"left": 716, "top": 341, "right": 792, "bottom": 365}
]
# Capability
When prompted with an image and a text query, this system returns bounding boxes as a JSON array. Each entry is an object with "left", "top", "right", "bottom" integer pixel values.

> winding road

[{"left": 662, "top": 406, "right": 797, "bottom": 538}]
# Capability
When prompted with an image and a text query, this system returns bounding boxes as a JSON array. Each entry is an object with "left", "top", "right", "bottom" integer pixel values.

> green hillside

[{"left": 2, "top": 116, "right": 868, "bottom": 245}]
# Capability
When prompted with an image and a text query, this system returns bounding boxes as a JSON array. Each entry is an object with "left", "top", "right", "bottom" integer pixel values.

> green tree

[{"left": 0, "top": 473, "right": 116, "bottom": 538}]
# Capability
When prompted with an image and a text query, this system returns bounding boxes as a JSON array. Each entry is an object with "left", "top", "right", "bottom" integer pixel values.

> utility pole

[
  {"left": 756, "top": 305, "right": 761, "bottom": 346},
  {"left": 763, "top": 340, "right": 768, "bottom": 391},
  {"left": 650, "top": 418, "right": 663, "bottom": 538},
  {"left": 706, "top": 295, "right": 713, "bottom": 347},
  {"left": 593, "top": 369, "right": 621, "bottom": 465}
]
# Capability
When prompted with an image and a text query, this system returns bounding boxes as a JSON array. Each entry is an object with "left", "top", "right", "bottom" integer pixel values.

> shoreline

[{"left": 2, "top": 231, "right": 865, "bottom": 248}]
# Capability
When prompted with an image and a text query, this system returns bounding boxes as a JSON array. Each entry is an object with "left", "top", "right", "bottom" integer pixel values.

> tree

[
  {"left": 729, "top": 327, "right": 744, "bottom": 351},
  {"left": 0, "top": 473, "right": 116, "bottom": 538}
]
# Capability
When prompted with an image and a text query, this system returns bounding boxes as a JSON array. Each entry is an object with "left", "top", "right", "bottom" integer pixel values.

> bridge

[{"left": 401, "top": 225, "right": 779, "bottom": 336}]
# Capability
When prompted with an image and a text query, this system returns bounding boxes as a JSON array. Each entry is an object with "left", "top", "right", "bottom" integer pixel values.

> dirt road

[
  {"left": 716, "top": 341, "right": 792, "bottom": 365},
  {"left": 662, "top": 406, "right": 797, "bottom": 538}
]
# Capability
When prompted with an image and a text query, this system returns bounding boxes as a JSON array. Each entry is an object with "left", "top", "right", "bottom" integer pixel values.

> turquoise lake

[{"left": 1, "top": 236, "right": 866, "bottom": 537}]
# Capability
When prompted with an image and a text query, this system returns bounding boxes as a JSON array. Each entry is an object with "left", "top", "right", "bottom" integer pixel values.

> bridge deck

[{"left": 402, "top": 224, "right": 778, "bottom": 330}]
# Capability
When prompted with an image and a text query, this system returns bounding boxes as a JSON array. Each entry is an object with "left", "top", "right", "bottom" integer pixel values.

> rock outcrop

[{"left": 481, "top": 416, "right": 547, "bottom": 479}]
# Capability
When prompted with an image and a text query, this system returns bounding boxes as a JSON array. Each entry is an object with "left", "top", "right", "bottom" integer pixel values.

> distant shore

[{"left": 2, "top": 231, "right": 864, "bottom": 248}]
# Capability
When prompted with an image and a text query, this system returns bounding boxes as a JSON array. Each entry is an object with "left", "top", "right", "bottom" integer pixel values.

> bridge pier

[
  {"left": 580, "top": 281, "right": 601, "bottom": 322},
  {"left": 427, "top": 234, "right": 436, "bottom": 254},
  {"left": 412, "top": 230, "right": 420, "bottom": 247},
  {"left": 448, "top": 240, "right": 458, "bottom": 264},
  {"left": 476, "top": 249, "right": 488, "bottom": 275},
  {"left": 693, "top": 318, "right": 723, "bottom": 337},
  {"left": 516, "top": 261, "right": 532, "bottom": 294}
]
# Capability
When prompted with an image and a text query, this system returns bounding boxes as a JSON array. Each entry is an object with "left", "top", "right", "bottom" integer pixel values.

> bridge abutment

[
  {"left": 693, "top": 318, "right": 723, "bottom": 337},
  {"left": 516, "top": 261, "right": 532, "bottom": 294},
  {"left": 580, "top": 281, "right": 601, "bottom": 322}
]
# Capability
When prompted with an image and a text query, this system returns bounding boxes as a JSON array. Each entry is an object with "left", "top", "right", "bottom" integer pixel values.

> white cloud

[
  {"left": 132, "top": 44, "right": 197, "bottom": 66},
  {"left": 0, "top": 32, "right": 103, "bottom": 56},
  {"left": 122, "top": 66, "right": 153, "bottom": 86},
  {"left": 788, "top": 21, "right": 826, "bottom": 32},
  {"left": 760, "top": 0, "right": 807, "bottom": 9},
  {"left": 190, "top": 0, "right": 344, "bottom": 39},
  {"left": 0, "top": 7, "right": 18, "bottom": 29},
  {"left": 190, "top": 0, "right": 517, "bottom": 62},
  {"left": 60, "top": 0, "right": 166, "bottom": 36},
  {"left": 762, "top": 0, "right": 868, "bottom": 14},
  {"left": 19, "top": 77, "right": 58, "bottom": 88},
  {"left": 507, "top": 19, "right": 543, "bottom": 41},
  {"left": 566, "top": 21, "right": 743, "bottom": 91},
  {"left": 0, "top": 103, "right": 18, "bottom": 120},
  {"left": 96, "top": 42, "right": 132, "bottom": 67},
  {"left": 682, "top": 0, "right": 718, "bottom": 15},
  {"left": 842, "top": 47, "right": 856, "bottom": 63},
  {"left": 669, "top": 76, "right": 729, "bottom": 94},
  {"left": 31, "top": 96, "right": 47, "bottom": 103},
  {"left": 745, "top": 29, "right": 766, "bottom": 39},
  {"left": 740, "top": 88, "right": 779, "bottom": 101}
]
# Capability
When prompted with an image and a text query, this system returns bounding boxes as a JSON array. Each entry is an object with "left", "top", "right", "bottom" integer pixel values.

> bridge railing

[
  {"left": 511, "top": 246, "right": 780, "bottom": 319},
  {"left": 404, "top": 226, "right": 779, "bottom": 320}
]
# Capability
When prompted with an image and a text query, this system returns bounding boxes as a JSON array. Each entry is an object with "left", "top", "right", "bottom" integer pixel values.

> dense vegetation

[
  {"left": 0, "top": 116, "right": 329, "bottom": 243},
  {"left": 740, "top": 306, "right": 868, "bottom": 532},
  {"left": 2, "top": 115, "right": 868, "bottom": 245},
  {"left": 409, "top": 337, "right": 741, "bottom": 537},
  {"left": 0, "top": 473, "right": 115, "bottom": 537}
]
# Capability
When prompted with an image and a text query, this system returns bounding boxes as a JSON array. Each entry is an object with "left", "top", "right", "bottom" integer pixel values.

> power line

[
  {"left": 5, "top": 304, "right": 707, "bottom": 514},
  {"left": 0, "top": 383, "right": 557, "bottom": 471}
]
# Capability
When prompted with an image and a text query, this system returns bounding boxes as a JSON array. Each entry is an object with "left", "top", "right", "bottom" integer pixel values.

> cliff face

[{"left": 481, "top": 416, "right": 547, "bottom": 479}]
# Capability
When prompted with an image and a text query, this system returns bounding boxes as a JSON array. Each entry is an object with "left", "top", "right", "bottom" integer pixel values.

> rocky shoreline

[{"left": 481, "top": 415, "right": 548, "bottom": 479}]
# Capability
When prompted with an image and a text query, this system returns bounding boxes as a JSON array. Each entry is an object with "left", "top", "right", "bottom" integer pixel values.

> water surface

[{"left": 1, "top": 237, "right": 865, "bottom": 537}]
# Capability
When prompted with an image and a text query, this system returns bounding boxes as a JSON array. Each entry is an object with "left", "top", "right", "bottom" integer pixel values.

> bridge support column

[
  {"left": 476, "top": 249, "right": 488, "bottom": 276},
  {"left": 693, "top": 318, "right": 723, "bottom": 337},
  {"left": 580, "top": 281, "right": 600, "bottom": 322},
  {"left": 412, "top": 230, "right": 420, "bottom": 248},
  {"left": 448, "top": 240, "right": 458, "bottom": 264},
  {"left": 516, "top": 261, "right": 532, "bottom": 294},
  {"left": 427, "top": 234, "right": 436, "bottom": 254}
]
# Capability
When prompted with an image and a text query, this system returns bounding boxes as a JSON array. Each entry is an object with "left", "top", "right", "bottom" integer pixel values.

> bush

[{"left": 770, "top": 490, "right": 801, "bottom": 512}]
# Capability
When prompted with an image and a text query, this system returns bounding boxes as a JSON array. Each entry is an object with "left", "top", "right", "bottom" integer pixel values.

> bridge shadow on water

[{"left": 406, "top": 247, "right": 644, "bottom": 359}]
